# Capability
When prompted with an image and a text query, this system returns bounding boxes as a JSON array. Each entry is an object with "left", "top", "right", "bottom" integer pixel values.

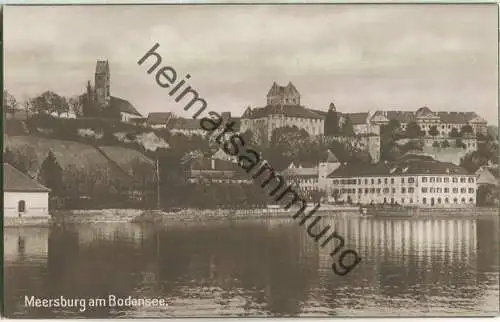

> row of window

[
  {"left": 333, "top": 176, "right": 474, "bottom": 185},
  {"left": 337, "top": 187, "right": 416, "bottom": 194},
  {"left": 422, "top": 177, "right": 474, "bottom": 183},
  {"left": 422, "top": 187, "right": 475, "bottom": 194},
  {"left": 337, "top": 186, "right": 476, "bottom": 195},
  {"left": 334, "top": 177, "right": 416, "bottom": 185},
  {"left": 349, "top": 197, "right": 474, "bottom": 205},
  {"left": 422, "top": 197, "right": 474, "bottom": 204}
]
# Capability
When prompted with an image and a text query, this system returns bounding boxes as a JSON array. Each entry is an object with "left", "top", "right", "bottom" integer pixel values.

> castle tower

[
  {"left": 95, "top": 60, "right": 110, "bottom": 108},
  {"left": 266, "top": 81, "right": 300, "bottom": 106}
]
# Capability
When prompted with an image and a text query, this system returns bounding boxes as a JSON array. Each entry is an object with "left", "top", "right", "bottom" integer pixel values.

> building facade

[
  {"left": 146, "top": 112, "right": 173, "bottom": 129},
  {"left": 326, "top": 155, "right": 476, "bottom": 207},
  {"left": 240, "top": 82, "right": 324, "bottom": 145},
  {"left": 3, "top": 163, "right": 50, "bottom": 218},
  {"left": 367, "top": 107, "right": 487, "bottom": 138}
]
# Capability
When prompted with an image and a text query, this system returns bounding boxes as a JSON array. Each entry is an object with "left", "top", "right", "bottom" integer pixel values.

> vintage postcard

[{"left": 2, "top": 3, "right": 499, "bottom": 318}]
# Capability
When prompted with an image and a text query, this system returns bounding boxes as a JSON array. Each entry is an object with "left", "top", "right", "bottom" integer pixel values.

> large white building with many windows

[{"left": 326, "top": 154, "right": 476, "bottom": 207}]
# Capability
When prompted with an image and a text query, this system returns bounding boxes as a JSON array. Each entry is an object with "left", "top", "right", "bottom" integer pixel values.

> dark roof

[
  {"left": 327, "top": 158, "right": 470, "bottom": 178},
  {"left": 325, "top": 150, "right": 339, "bottom": 162},
  {"left": 415, "top": 106, "right": 435, "bottom": 117},
  {"left": 147, "top": 112, "right": 173, "bottom": 125},
  {"left": 309, "top": 109, "right": 328, "bottom": 117},
  {"left": 95, "top": 60, "right": 109, "bottom": 74},
  {"left": 436, "top": 112, "right": 483, "bottom": 124},
  {"left": 267, "top": 81, "right": 300, "bottom": 98},
  {"left": 243, "top": 105, "right": 323, "bottom": 120},
  {"left": 343, "top": 112, "right": 369, "bottom": 125},
  {"left": 110, "top": 96, "right": 142, "bottom": 117},
  {"left": 484, "top": 166, "right": 500, "bottom": 179},
  {"left": 281, "top": 167, "right": 318, "bottom": 178},
  {"left": 372, "top": 108, "right": 485, "bottom": 124},
  {"left": 191, "top": 158, "right": 239, "bottom": 171},
  {"left": 167, "top": 117, "right": 201, "bottom": 131},
  {"left": 4, "top": 163, "right": 50, "bottom": 192},
  {"left": 386, "top": 111, "right": 415, "bottom": 123}
]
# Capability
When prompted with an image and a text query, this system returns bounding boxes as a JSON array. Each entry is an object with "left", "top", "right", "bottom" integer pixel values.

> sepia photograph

[{"left": 2, "top": 3, "right": 499, "bottom": 318}]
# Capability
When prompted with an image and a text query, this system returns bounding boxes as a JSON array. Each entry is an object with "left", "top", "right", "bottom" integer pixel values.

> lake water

[{"left": 4, "top": 215, "right": 499, "bottom": 317}]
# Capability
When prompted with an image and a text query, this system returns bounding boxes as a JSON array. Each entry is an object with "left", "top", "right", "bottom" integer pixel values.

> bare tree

[{"left": 3, "top": 90, "right": 18, "bottom": 118}]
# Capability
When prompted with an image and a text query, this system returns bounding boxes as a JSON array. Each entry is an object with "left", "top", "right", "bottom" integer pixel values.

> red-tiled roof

[{"left": 4, "top": 163, "right": 50, "bottom": 192}]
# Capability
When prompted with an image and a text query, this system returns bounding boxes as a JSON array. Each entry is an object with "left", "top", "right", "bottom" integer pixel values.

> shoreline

[
  {"left": 41, "top": 206, "right": 499, "bottom": 225},
  {"left": 4, "top": 207, "right": 498, "bottom": 227}
]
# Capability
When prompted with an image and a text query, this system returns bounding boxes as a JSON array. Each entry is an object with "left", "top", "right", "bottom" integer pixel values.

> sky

[{"left": 4, "top": 4, "right": 499, "bottom": 123}]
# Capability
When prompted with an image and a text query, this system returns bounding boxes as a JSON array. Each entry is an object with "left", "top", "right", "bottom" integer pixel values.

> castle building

[
  {"left": 81, "top": 60, "right": 142, "bottom": 122},
  {"left": 240, "top": 82, "right": 324, "bottom": 145},
  {"left": 326, "top": 154, "right": 477, "bottom": 207}
]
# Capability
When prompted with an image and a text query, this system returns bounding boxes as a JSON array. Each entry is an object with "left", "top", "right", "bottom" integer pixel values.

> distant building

[
  {"left": 186, "top": 156, "right": 251, "bottom": 184},
  {"left": 326, "top": 155, "right": 477, "bottom": 207},
  {"left": 81, "top": 60, "right": 142, "bottom": 122},
  {"left": 281, "top": 164, "right": 319, "bottom": 194},
  {"left": 146, "top": 112, "right": 173, "bottom": 129},
  {"left": 240, "top": 82, "right": 324, "bottom": 145},
  {"left": 318, "top": 149, "right": 341, "bottom": 192},
  {"left": 476, "top": 165, "right": 499, "bottom": 186},
  {"left": 3, "top": 163, "right": 50, "bottom": 218},
  {"left": 367, "top": 106, "right": 487, "bottom": 138},
  {"left": 168, "top": 118, "right": 205, "bottom": 137}
]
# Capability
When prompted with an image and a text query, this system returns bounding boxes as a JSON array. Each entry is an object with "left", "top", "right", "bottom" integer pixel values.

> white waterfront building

[{"left": 326, "top": 154, "right": 476, "bottom": 207}]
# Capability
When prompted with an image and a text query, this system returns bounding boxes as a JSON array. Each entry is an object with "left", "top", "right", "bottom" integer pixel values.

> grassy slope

[
  {"left": 98, "top": 145, "right": 154, "bottom": 175},
  {"left": 4, "top": 135, "right": 153, "bottom": 177}
]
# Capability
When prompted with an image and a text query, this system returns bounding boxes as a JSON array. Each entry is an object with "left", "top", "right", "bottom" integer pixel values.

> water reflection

[{"left": 4, "top": 215, "right": 499, "bottom": 317}]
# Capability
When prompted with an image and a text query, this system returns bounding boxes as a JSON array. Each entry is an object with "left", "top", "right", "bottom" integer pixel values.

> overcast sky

[{"left": 4, "top": 4, "right": 499, "bottom": 123}]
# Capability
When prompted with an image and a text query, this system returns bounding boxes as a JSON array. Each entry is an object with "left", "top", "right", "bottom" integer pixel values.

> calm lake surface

[{"left": 4, "top": 214, "right": 499, "bottom": 317}]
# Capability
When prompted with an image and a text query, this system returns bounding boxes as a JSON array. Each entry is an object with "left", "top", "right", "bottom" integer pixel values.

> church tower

[{"left": 94, "top": 60, "right": 110, "bottom": 108}]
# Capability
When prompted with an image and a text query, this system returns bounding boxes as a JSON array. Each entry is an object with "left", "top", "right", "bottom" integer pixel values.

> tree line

[{"left": 4, "top": 90, "right": 82, "bottom": 119}]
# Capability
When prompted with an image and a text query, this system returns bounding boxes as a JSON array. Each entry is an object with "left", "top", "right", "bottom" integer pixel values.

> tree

[
  {"left": 325, "top": 102, "right": 340, "bottom": 136},
  {"left": 441, "top": 140, "right": 450, "bottom": 148},
  {"left": 455, "top": 138, "right": 466, "bottom": 149},
  {"left": 267, "top": 126, "right": 310, "bottom": 169},
  {"left": 449, "top": 127, "right": 460, "bottom": 138},
  {"left": 405, "top": 121, "right": 422, "bottom": 138},
  {"left": 381, "top": 119, "right": 401, "bottom": 138},
  {"left": 3, "top": 90, "right": 18, "bottom": 117},
  {"left": 3, "top": 148, "right": 30, "bottom": 174},
  {"left": 340, "top": 115, "right": 355, "bottom": 136},
  {"left": 68, "top": 95, "right": 83, "bottom": 118},
  {"left": 21, "top": 98, "right": 32, "bottom": 121},
  {"left": 30, "top": 91, "right": 69, "bottom": 117},
  {"left": 38, "top": 150, "right": 66, "bottom": 197},
  {"left": 241, "top": 129, "right": 255, "bottom": 146},
  {"left": 429, "top": 125, "right": 439, "bottom": 137},
  {"left": 460, "top": 124, "right": 474, "bottom": 137}
]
